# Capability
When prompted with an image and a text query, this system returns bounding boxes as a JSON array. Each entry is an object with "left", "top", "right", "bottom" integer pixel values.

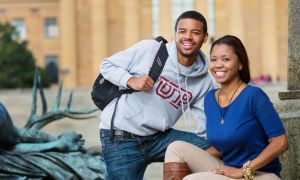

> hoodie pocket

[
  {"left": 120, "top": 92, "right": 168, "bottom": 132},
  {"left": 121, "top": 94, "right": 143, "bottom": 119}
]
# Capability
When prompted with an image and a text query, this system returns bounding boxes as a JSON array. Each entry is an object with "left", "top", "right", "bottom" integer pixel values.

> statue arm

[
  {"left": 16, "top": 127, "right": 57, "bottom": 143},
  {"left": 12, "top": 130, "right": 85, "bottom": 153},
  {"left": 12, "top": 140, "right": 61, "bottom": 153}
]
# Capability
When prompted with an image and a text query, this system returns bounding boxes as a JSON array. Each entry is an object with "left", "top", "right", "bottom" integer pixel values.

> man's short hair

[{"left": 174, "top": 10, "right": 207, "bottom": 33}]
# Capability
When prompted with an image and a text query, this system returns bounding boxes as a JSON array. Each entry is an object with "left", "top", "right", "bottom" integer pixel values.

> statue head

[{"left": 0, "top": 103, "right": 20, "bottom": 150}]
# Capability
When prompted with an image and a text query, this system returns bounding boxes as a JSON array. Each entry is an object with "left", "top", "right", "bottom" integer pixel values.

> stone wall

[{"left": 275, "top": 100, "right": 300, "bottom": 180}]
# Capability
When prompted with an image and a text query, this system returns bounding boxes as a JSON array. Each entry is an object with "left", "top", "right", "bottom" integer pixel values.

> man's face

[{"left": 175, "top": 18, "right": 208, "bottom": 58}]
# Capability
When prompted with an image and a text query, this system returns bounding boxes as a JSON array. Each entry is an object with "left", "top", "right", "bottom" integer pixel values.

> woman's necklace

[{"left": 217, "top": 81, "right": 243, "bottom": 125}]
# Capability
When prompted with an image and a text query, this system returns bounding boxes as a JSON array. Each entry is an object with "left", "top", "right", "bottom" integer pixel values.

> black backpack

[{"left": 91, "top": 36, "right": 168, "bottom": 111}]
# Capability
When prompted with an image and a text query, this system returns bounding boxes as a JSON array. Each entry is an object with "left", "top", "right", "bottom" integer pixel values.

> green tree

[{"left": 0, "top": 22, "right": 49, "bottom": 88}]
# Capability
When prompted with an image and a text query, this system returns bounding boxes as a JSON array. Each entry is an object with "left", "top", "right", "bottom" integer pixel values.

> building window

[
  {"left": 0, "top": 9, "right": 6, "bottom": 14},
  {"left": 45, "top": 56, "right": 59, "bottom": 84},
  {"left": 44, "top": 18, "right": 58, "bottom": 38},
  {"left": 30, "top": 8, "right": 39, "bottom": 14},
  {"left": 11, "top": 19, "right": 26, "bottom": 40},
  {"left": 171, "top": 0, "right": 195, "bottom": 29}
]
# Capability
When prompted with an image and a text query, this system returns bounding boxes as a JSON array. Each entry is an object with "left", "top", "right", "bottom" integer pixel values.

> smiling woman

[{"left": 164, "top": 35, "right": 288, "bottom": 180}]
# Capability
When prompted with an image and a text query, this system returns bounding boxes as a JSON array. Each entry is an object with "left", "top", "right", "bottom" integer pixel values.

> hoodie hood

[{"left": 166, "top": 39, "right": 209, "bottom": 78}]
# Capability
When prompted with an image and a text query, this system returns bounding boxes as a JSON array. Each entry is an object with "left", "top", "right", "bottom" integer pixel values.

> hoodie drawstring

[
  {"left": 184, "top": 76, "right": 192, "bottom": 121},
  {"left": 176, "top": 62, "right": 192, "bottom": 124}
]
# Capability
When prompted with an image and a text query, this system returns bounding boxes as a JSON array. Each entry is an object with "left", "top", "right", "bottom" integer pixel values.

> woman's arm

[
  {"left": 249, "top": 89, "right": 289, "bottom": 171},
  {"left": 210, "top": 134, "right": 288, "bottom": 179},
  {"left": 206, "top": 146, "right": 223, "bottom": 159},
  {"left": 249, "top": 134, "right": 288, "bottom": 171}
]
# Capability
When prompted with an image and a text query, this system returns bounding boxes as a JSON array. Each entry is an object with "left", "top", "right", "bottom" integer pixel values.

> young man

[{"left": 99, "top": 11, "right": 213, "bottom": 179}]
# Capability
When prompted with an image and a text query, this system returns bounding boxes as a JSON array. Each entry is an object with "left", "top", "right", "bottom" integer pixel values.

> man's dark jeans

[{"left": 100, "top": 128, "right": 210, "bottom": 180}]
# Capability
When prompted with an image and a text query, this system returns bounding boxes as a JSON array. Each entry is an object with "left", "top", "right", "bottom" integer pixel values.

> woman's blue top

[{"left": 204, "top": 85, "right": 285, "bottom": 177}]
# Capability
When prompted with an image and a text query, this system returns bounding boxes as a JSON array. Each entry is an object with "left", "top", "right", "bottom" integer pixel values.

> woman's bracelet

[{"left": 242, "top": 160, "right": 254, "bottom": 180}]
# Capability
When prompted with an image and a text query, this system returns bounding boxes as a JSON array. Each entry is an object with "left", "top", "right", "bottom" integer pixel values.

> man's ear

[{"left": 204, "top": 33, "right": 209, "bottom": 44}]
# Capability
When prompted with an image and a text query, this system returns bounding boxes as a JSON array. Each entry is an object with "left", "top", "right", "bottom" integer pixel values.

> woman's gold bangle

[{"left": 242, "top": 160, "right": 254, "bottom": 180}]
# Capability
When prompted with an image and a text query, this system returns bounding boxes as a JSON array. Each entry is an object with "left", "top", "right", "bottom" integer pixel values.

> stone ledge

[
  {"left": 279, "top": 90, "right": 300, "bottom": 100},
  {"left": 275, "top": 100, "right": 300, "bottom": 114}
]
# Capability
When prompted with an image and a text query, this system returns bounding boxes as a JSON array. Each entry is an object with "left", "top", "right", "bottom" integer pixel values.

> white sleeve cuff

[{"left": 119, "top": 73, "right": 133, "bottom": 88}]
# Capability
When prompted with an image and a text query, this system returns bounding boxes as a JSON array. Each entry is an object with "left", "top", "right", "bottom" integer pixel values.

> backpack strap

[
  {"left": 148, "top": 42, "right": 168, "bottom": 81},
  {"left": 110, "top": 38, "right": 169, "bottom": 141}
]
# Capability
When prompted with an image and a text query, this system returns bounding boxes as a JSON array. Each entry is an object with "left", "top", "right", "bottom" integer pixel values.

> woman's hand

[{"left": 209, "top": 166, "right": 244, "bottom": 179}]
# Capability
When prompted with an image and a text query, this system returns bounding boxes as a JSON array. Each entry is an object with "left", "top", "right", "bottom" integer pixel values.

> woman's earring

[{"left": 239, "top": 65, "right": 242, "bottom": 70}]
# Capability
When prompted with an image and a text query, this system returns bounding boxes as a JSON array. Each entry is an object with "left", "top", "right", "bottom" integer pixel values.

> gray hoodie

[{"left": 99, "top": 39, "right": 213, "bottom": 138}]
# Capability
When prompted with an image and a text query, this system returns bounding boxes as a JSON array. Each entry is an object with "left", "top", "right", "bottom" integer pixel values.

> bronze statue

[{"left": 0, "top": 69, "right": 107, "bottom": 179}]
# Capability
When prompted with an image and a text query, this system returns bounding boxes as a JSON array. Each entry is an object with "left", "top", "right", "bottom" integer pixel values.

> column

[
  {"left": 59, "top": 0, "right": 77, "bottom": 87},
  {"left": 91, "top": 0, "right": 107, "bottom": 80},
  {"left": 228, "top": 0, "right": 244, "bottom": 41},
  {"left": 287, "top": 0, "right": 300, "bottom": 91},
  {"left": 124, "top": 0, "right": 140, "bottom": 47},
  {"left": 261, "top": 0, "right": 278, "bottom": 81},
  {"left": 195, "top": 0, "right": 211, "bottom": 55},
  {"left": 279, "top": 0, "right": 300, "bottom": 99},
  {"left": 139, "top": 0, "right": 153, "bottom": 39},
  {"left": 195, "top": 0, "right": 208, "bottom": 15},
  {"left": 159, "top": 0, "right": 172, "bottom": 41}
]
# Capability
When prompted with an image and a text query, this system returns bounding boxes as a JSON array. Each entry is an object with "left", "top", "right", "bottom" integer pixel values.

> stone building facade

[{"left": 0, "top": 0, "right": 288, "bottom": 88}]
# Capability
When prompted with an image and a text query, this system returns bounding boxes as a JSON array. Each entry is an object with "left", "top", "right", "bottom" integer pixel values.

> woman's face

[{"left": 209, "top": 44, "right": 242, "bottom": 85}]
